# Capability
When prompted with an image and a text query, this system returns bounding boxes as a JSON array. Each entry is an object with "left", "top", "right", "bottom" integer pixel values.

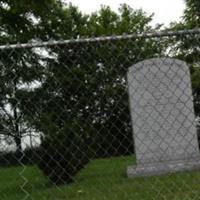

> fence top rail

[{"left": 0, "top": 28, "right": 200, "bottom": 50}]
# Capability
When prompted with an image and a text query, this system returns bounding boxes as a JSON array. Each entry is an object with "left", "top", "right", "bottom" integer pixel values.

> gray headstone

[{"left": 127, "top": 58, "right": 200, "bottom": 177}]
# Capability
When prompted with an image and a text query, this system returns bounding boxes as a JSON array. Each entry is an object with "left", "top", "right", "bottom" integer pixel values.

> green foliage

[
  {"left": 86, "top": 4, "right": 153, "bottom": 36},
  {"left": 0, "top": 0, "right": 87, "bottom": 154},
  {"left": 169, "top": 0, "right": 200, "bottom": 116},
  {"left": 16, "top": 3, "right": 162, "bottom": 159},
  {"left": 37, "top": 132, "right": 90, "bottom": 185},
  {"left": 1, "top": 0, "right": 162, "bottom": 182},
  {"left": 184, "top": 0, "right": 200, "bottom": 28},
  {"left": 192, "top": 67, "right": 200, "bottom": 114}
]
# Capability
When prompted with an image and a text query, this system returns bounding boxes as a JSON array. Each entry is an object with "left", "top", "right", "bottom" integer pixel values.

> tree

[
  {"left": 0, "top": 0, "right": 85, "bottom": 157},
  {"left": 184, "top": 0, "right": 200, "bottom": 28},
  {"left": 14, "top": 4, "right": 166, "bottom": 184},
  {"left": 168, "top": 0, "right": 200, "bottom": 117},
  {"left": 19, "top": 4, "right": 163, "bottom": 158},
  {"left": 0, "top": 2, "right": 168, "bottom": 183},
  {"left": 0, "top": 47, "right": 44, "bottom": 156}
]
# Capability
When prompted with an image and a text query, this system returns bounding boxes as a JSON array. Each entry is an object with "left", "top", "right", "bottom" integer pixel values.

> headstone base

[{"left": 127, "top": 157, "right": 200, "bottom": 178}]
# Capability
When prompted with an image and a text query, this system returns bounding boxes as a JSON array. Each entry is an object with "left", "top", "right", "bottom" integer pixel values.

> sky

[{"left": 70, "top": 0, "right": 186, "bottom": 26}]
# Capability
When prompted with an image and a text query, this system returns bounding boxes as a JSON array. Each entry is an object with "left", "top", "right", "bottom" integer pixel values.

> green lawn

[{"left": 1, "top": 156, "right": 200, "bottom": 200}]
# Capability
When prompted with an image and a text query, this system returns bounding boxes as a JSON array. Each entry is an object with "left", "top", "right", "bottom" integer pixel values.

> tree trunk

[
  {"left": 13, "top": 96, "right": 22, "bottom": 162},
  {"left": 14, "top": 135, "right": 22, "bottom": 161}
]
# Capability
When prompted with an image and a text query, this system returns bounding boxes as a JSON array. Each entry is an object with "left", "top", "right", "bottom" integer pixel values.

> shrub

[
  {"left": 37, "top": 133, "right": 90, "bottom": 185},
  {"left": 0, "top": 148, "right": 38, "bottom": 167}
]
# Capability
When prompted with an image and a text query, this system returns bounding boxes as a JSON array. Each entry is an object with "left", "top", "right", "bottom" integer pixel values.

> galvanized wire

[
  {"left": 0, "top": 28, "right": 200, "bottom": 50},
  {"left": 1, "top": 29, "right": 200, "bottom": 200}
]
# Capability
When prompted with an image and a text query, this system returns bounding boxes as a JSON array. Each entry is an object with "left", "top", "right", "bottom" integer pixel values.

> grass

[{"left": 1, "top": 156, "right": 200, "bottom": 200}]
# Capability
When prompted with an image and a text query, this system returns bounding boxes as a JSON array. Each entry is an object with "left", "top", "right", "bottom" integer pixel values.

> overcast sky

[{"left": 70, "top": 0, "right": 186, "bottom": 26}]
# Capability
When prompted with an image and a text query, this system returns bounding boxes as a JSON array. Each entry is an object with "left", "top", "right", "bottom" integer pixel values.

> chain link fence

[{"left": 1, "top": 29, "right": 200, "bottom": 200}]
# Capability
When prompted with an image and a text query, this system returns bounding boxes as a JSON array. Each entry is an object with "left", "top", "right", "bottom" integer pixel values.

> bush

[
  {"left": 0, "top": 148, "right": 38, "bottom": 167},
  {"left": 37, "top": 133, "right": 90, "bottom": 185}
]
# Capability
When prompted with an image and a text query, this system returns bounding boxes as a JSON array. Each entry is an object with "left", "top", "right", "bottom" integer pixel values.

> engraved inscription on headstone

[{"left": 127, "top": 58, "right": 200, "bottom": 177}]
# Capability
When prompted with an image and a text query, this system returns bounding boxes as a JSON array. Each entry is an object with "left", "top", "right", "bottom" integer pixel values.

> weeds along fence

[{"left": 1, "top": 29, "right": 200, "bottom": 200}]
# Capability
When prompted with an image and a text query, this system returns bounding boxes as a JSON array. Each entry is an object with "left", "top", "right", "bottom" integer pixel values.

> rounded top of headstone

[{"left": 128, "top": 57, "right": 188, "bottom": 73}]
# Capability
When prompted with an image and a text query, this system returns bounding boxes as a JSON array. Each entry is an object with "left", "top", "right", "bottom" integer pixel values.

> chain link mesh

[{"left": 1, "top": 29, "right": 200, "bottom": 200}]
